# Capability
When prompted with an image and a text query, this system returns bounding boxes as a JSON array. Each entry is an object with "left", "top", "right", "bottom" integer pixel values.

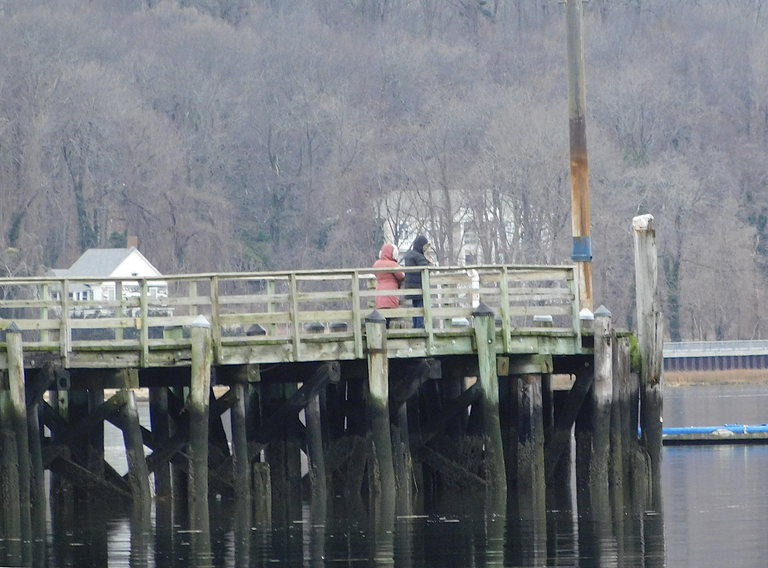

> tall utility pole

[{"left": 566, "top": 0, "right": 593, "bottom": 311}]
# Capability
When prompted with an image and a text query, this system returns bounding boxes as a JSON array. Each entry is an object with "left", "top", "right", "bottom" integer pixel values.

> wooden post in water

[
  {"left": 633, "top": 214, "right": 664, "bottom": 508},
  {"left": 7, "top": 323, "right": 32, "bottom": 561},
  {"left": 305, "top": 389, "right": 327, "bottom": 519},
  {"left": 231, "top": 382, "right": 251, "bottom": 522},
  {"left": 472, "top": 303, "right": 506, "bottom": 501},
  {"left": 252, "top": 462, "right": 272, "bottom": 526},
  {"left": 0, "top": 387, "right": 22, "bottom": 563},
  {"left": 610, "top": 334, "right": 627, "bottom": 512},
  {"left": 121, "top": 386, "right": 152, "bottom": 506},
  {"left": 189, "top": 315, "right": 213, "bottom": 536},
  {"left": 27, "top": 367, "right": 48, "bottom": 552},
  {"left": 588, "top": 305, "right": 613, "bottom": 513},
  {"left": 365, "top": 310, "right": 395, "bottom": 518},
  {"left": 517, "top": 373, "right": 546, "bottom": 520}
]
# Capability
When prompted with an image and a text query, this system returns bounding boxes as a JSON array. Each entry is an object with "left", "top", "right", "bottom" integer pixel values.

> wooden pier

[{"left": 0, "top": 219, "right": 663, "bottom": 563}]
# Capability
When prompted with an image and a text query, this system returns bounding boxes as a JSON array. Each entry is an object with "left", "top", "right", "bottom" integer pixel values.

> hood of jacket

[
  {"left": 379, "top": 243, "right": 397, "bottom": 262},
  {"left": 411, "top": 235, "right": 428, "bottom": 254}
]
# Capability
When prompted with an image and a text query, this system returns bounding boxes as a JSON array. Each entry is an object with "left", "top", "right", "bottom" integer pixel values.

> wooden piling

[
  {"left": 516, "top": 374, "right": 546, "bottom": 520},
  {"left": 305, "top": 390, "right": 327, "bottom": 518},
  {"left": 252, "top": 462, "right": 272, "bottom": 525},
  {"left": 365, "top": 310, "right": 395, "bottom": 517},
  {"left": 588, "top": 305, "right": 613, "bottom": 512},
  {"left": 189, "top": 315, "right": 213, "bottom": 535},
  {"left": 231, "top": 382, "right": 251, "bottom": 517},
  {"left": 633, "top": 214, "right": 664, "bottom": 508},
  {"left": 121, "top": 388, "right": 152, "bottom": 506},
  {"left": 6, "top": 323, "right": 32, "bottom": 560},
  {"left": 26, "top": 369, "right": 47, "bottom": 547},
  {"left": 472, "top": 303, "right": 506, "bottom": 499},
  {"left": 0, "top": 389, "right": 22, "bottom": 562},
  {"left": 610, "top": 334, "right": 628, "bottom": 512}
]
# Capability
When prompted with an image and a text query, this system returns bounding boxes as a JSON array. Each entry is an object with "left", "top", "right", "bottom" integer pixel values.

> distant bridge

[{"left": 664, "top": 340, "right": 768, "bottom": 372}]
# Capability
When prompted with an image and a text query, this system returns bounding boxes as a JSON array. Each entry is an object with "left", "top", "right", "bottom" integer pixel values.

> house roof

[{"left": 56, "top": 247, "right": 163, "bottom": 278}]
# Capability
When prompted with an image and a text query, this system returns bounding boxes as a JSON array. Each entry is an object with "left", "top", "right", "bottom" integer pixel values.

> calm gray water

[{"left": 8, "top": 383, "right": 768, "bottom": 567}]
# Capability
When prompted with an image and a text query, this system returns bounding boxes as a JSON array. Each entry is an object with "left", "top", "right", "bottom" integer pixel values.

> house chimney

[{"left": 127, "top": 235, "right": 138, "bottom": 249}]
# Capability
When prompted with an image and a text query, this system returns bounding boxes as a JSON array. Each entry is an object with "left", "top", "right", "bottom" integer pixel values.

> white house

[{"left": 49, "top": 246, "right": 168, "bottom": 306}]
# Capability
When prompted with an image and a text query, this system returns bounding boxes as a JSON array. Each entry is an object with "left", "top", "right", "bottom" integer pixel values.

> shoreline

[{"left": 665, "top": 369, "right": 768, "bottom": 387}]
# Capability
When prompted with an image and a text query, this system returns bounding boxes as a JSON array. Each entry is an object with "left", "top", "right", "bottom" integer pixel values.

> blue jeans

[{"left": 412, "top": 297, "right": 424, "bottom": 328}]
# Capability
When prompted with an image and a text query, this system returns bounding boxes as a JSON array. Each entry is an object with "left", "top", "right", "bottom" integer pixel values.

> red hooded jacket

[{"left": 373, "top": 243, "right": 405, "bottom": 310}]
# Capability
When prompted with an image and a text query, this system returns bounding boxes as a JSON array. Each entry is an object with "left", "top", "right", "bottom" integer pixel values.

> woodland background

[{"left": 1, "top": 0, "right": 767, "bottom": 342}]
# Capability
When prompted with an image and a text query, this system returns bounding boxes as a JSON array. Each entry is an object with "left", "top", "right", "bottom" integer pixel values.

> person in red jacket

[{"left": 373, "top": 243, "right": 405, "bottom": 328}]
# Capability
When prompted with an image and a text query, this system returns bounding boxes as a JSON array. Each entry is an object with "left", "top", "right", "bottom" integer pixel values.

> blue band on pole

[{"left": 572, "top": 236, "right": 592, "bottom": 261}]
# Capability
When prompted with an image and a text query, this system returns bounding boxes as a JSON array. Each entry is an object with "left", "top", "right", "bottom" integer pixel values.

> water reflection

[
  {"left": 5, "top": 492, "right": 667, "bottom": 568},
  {"left": 18, "top": 384, "right": 768, "bottom": 566}
]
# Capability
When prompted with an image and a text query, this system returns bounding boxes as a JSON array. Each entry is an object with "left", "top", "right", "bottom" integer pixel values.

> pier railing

[{"left": 0, "top": 264, "right": 580, "bottom": 368}]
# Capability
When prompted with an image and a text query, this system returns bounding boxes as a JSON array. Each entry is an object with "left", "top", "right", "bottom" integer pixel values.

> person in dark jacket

[{"left": 403, "top": 235, "right": 432, "bottom": 329}]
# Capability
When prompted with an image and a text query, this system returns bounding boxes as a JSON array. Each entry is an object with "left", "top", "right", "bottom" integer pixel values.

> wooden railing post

[
  {"left": 210, "top": 275, "right": 221, "bottom": 364},
  {"left": 60, "top": 279, "right": 70, "bottom": 367},
  {"left": 140, "top": 279, "right": 149, "bottom": 367},
  {"left": 352, "top": 271, "right": 363, "bottom": 359},
  {"left": 39, "top": 284, "right": 48, "bottom": 344},
  {"left": 289, "top": 274, "right": 300, "bottom": 361},
  {"left": 266, "top": 278, "right": 277, "bottom": 335},
  {"left": 115, "top": 280, "right": 124, "bottom": 341},
  {"left": 422, "top": 268, "right": 433, "bottom": 354}
]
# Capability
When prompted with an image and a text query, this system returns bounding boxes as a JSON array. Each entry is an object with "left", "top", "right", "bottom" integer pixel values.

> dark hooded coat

[{"left": 403, "top": 235, "right": 431, "bottom": 299}]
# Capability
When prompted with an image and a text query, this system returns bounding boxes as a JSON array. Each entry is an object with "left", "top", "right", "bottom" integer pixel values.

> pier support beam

[
  {"left": 231, "top": 382, "right": 251, "bottom": 524},
  {"left": 590, "top": 306, "right": 613, "bottom": 513},
  {"left": 6, "top": 323, "right": 32, "bottom": 563},
  {"left": 365, "top": 310, "right": 395, "bottom": 518},
  {"left": 633, "top": 214, "right": 664, "bottom": 508},
  {"left": 188, "top": 316, "right": 213, "bottom": 539},
  {"left": 121, "top": 387, "right": 152, "bottom": 506},
  {"left": 517, "top": 374, "right": 546, "bottom": 520},
  {"left": 472, "top": 303, "right": 506, "bottom": 501}
]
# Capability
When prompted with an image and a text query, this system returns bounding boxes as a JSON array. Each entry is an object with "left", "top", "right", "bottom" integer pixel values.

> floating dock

[{"left": 663, "top": 425, "right": 768, "bottom": 445}]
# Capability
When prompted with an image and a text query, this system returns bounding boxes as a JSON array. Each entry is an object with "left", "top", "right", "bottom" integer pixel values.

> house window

[{"left": 463, "top": 222, "right": 477, "bottom": 245}]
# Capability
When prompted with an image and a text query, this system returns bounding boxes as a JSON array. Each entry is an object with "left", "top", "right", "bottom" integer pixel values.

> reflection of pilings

[
  {"left": 508, "top": 517, "right": 548, "bottom": 567},
  {"left": 371, "top": 497, "right": 395, "bottom": 568}
]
